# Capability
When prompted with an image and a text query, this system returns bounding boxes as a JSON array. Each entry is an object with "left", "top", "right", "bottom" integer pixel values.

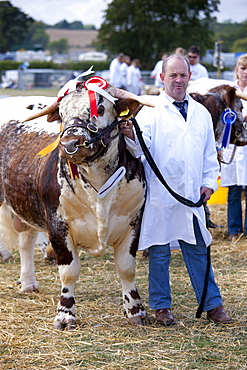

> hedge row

[{"left": 0, "top": 60, "right": 111, "bottom": 72}]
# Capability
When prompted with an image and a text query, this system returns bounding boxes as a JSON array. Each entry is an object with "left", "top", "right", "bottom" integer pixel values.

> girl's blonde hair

[{"left": 235, "top": 53, "right": 247, "bottom": 79}]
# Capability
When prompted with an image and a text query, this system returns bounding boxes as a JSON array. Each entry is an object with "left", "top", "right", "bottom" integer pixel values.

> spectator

[
  {"left": 187, "top": 46, "right": 209, "bottom": 80},
  {"left": 120, "top": 55, "right": 131, "bottom": 90},
  {"left": 175, "top": 47, "right": 186, "bottom": 57},
  {"left": 120, "top": 54, "right": 231, "bottom": 325},
  {"left": 150, "top": 53, "right": 168, "bottom": 88},
  {"left": 220, "top": 53, "right": 247, "bottom": 241},
  {"left": 109, "top": 53, "right": 124, "bottom": 88},
  {"left": 127, "top": 59, "right": 144, "bottom": 95}
]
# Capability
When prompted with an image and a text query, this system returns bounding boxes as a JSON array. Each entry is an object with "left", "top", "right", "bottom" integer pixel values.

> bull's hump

[{"left": 14, "top": 119, "right": 60, "bottom": 135}]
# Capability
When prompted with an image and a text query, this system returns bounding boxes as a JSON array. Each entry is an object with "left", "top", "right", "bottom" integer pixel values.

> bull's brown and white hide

[
  {"left": 0, "top": 96, "right": 56, "bottom": 124},
  {"left": 187, "top": 77, "right": 235, "bottom": 95},
  {"left": 0, "top": 97, "right": 56, "bottom": 261},
  {"left": 0, "top": 85, "right": 148, "bottom": 329}
]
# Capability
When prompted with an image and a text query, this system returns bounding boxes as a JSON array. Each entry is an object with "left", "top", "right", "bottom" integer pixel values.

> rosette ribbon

[
  {"left": 57, "top": 65, "right": 95, "bottom": 102},
  {"left": 84, "top": 76, "right": 117, "bottom": 118},
  {"left": 217, "top": 109, "right": 237, "bottom": 148}
]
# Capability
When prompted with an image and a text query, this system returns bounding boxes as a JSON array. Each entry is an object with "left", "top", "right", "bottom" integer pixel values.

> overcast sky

[{"left": 8, "top": 0, "right": 247, "bottom": 29}]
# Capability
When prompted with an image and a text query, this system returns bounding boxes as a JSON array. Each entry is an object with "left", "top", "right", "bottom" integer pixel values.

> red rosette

[{"left": 85, "top": 76, "right": 108, "bottom": 90}]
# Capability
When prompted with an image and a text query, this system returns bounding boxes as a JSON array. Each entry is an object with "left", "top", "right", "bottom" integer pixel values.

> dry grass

[
  {"left": 0, "top": 203, "right": 246, "bottom": 369},
  {"left": 0, "top": 88, "right": 57, "bottom": 97}
]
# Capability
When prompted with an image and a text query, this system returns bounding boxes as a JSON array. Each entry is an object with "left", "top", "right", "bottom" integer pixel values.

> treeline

[
  {"left": 1, "top": 0, "right": 247, "bottom": 69},
  {"left": 49, "top": 20, "right": 96, "bottom": 30}
]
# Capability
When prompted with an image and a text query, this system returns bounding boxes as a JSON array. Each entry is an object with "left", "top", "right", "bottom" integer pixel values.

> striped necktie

[{"left": 173, "top": 101, "right": 187, "bottom": 120}]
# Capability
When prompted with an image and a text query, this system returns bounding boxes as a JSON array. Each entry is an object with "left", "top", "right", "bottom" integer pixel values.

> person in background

[
  {"left": 150, "top": 53, "right": 168, "bottom": 88},
  {"left": 109, "top": 53, "right": 124, "bottom": 88},
  {"left": 175, "top": 47, "right": 186, "bottom": 57},
  {"left": 127, "top": 58, "right": 144, "bottom": 95},
  {"left": 120, "top": 55, "right": 131, "bottom": 90},
  {"left": 187, "top": 45, "right": 209, "bottom": 80},
  {"left": 119, "top": 54, "right": 231, "bottom": 325},
  {"left": 220, "top": 53, "right": 247, "bottom": 241}
]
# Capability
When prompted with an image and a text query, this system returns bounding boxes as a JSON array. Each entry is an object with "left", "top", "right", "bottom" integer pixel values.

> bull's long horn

[
  {"left": 235, "top": 90, "right": 247, "bottom": 101},
  {"left": 23, "top": 101, "right": 59, "bottom": 122},
  {"left": 113, "top": 88, "right": 155, "bottom": 107}
]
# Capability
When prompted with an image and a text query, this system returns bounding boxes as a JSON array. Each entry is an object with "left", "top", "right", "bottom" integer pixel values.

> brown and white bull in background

[{"left": 0, "top": 76, "right": 154, "bottom": 329}]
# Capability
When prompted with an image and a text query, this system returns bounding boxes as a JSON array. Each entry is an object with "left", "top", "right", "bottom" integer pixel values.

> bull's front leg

[
  {"left": 114, "top": 242, "right": 147, "bottom": 326},
  {"left": 53, "top": 240, "right": 81, "bottom": 330}
]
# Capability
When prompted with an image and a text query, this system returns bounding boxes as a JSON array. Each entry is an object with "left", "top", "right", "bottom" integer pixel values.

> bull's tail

[{"left": 0, "top": 203, "right": 18, "bottom": 253}]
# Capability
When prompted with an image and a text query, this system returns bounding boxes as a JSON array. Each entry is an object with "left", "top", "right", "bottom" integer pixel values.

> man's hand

[
  {"left": 200, "top": 186, "right": 214, "bottom": 202},
  {"left": 118, "top": 119, "right": 134, "bottom": 140}
]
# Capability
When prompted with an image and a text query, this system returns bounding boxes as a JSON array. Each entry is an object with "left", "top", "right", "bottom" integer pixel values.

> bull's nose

[{"left": 60, "top": 139, "right": 80, "bottom": 155}]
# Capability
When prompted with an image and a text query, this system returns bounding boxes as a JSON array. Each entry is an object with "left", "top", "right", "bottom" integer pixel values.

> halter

[{"left": 61, "top": 117, "right": 126, "bottom": 156}]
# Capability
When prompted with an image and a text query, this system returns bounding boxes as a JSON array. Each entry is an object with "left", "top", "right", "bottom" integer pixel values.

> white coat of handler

[{"left": 119, "top": 54, "right": 231, "bottom": 325}]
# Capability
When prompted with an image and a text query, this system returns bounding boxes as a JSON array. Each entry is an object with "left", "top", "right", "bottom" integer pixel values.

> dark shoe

[
  {"left": 155, "top": 308, "right": 175, "bottom": 326},
  {"left": 208, "top": 220, "right": 224, "bottom": 229},
  {"left": 207, "top": 306, "right": 231, "bottom": 323},
  {"left": 228, "top": 234, "right": 238, "bottom": 241}
]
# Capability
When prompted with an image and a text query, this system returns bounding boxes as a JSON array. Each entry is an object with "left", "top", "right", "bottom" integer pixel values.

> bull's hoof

[
  {"left": 54, "top": 313, "right": 76, "bottom": 330},
  {"left": 0, "top": 251, "right": 13, "bottom": 261},
  {"left": 127, "top": 315, "right": 151, "bottom": 326},
  {"left": 19, "top": 282, "right": 39, "bottom": 293}
]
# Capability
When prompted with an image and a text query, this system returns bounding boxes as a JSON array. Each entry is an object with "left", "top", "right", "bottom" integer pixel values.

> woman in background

[{"left": 221, "top": 54, "right": 247, "bottom": 241}]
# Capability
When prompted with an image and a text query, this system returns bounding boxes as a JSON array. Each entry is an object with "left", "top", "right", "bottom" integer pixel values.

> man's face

[
  {"left": 188, "top": 53, "right": 199, "bottom": 65},
  {"left": 160, "top": 58, "right": 191, "bottom": 101}
]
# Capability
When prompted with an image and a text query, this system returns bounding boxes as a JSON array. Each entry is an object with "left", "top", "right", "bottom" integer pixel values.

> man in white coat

[{"left": 119, "top": 54, "right": 231, "bottom": 325}]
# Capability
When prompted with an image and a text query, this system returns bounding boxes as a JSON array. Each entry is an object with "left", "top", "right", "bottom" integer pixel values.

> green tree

[
  {"left": 48, "top": 38, "right": 69, "bottom": 54},
  {"left": 96, "top": 0, "right": 220, "bottom": 69},
  {"left": 0, "top": 1, "right": 34, "bottom": 52},
  {"left": 19, "top": 21, "right": 49, "bottom": 50},
  {"left": 232, "top": 38, "right": 247, "bottom": 53}
]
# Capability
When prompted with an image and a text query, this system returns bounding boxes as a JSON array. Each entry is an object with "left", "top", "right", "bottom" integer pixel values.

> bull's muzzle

[{"left": 60, "top": 138, "right": 80, "bottom": 155}]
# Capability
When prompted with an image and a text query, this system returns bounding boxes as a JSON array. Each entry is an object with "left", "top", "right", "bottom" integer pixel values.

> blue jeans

[
  {"left": 148, "top": 217, "right": 222, "bottom": 311},
  {"left": 228, "top": 185, "right": 247, "bottom": 235}
]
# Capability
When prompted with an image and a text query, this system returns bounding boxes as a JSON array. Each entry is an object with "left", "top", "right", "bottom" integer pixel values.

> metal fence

[
  {"left": 17, "top": 69, "right": 154, "bottom": 90},
  {"left": 1, "top": 69, "right": 235, "bottom": 91}
]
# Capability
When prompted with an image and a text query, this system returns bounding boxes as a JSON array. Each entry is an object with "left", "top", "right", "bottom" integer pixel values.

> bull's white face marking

[{"left": 59, "top": 88, "right": 116, "bottom": 132}]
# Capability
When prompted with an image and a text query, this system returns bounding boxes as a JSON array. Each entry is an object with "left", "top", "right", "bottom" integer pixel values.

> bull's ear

[
  {"left": 224, "top": 86, "right": 236, "bottom": 108},
  {"left": 115, "top": 98, "right": 140, "bottom": 118}
]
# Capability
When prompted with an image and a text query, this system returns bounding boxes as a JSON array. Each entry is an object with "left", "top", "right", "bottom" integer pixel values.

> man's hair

[
  {"left": 162, "top": 54, "right": 190, "bottom": 74},
  {"left": 188, "top": 46, "right": 200, "bottom": 55}
]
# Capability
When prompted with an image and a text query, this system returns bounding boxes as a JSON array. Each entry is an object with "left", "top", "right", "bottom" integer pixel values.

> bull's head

[
  {"left": 190, "top": 85, "right": 247, "bottom": 146},
  {"left": 24, "top": 77, "right": 154, "bottom": 164}
]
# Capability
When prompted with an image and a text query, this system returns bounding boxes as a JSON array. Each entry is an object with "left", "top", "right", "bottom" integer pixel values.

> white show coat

[
  {"left": 126, "top": 91, "right": 219, "bottom": 250},
  {"left": 221, "top": 82, "right": 247, "bottom": 187},
  {"left": 190, "top": 63, "right": 209, "bottom": 80},
  {"left": 127, "top": 65, "right": 143, "bottom": 95}
]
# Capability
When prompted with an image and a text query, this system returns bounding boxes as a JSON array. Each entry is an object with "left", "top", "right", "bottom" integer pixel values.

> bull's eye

[{"left": 98, "top": 105, "right": 105, "bottom": 116}]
